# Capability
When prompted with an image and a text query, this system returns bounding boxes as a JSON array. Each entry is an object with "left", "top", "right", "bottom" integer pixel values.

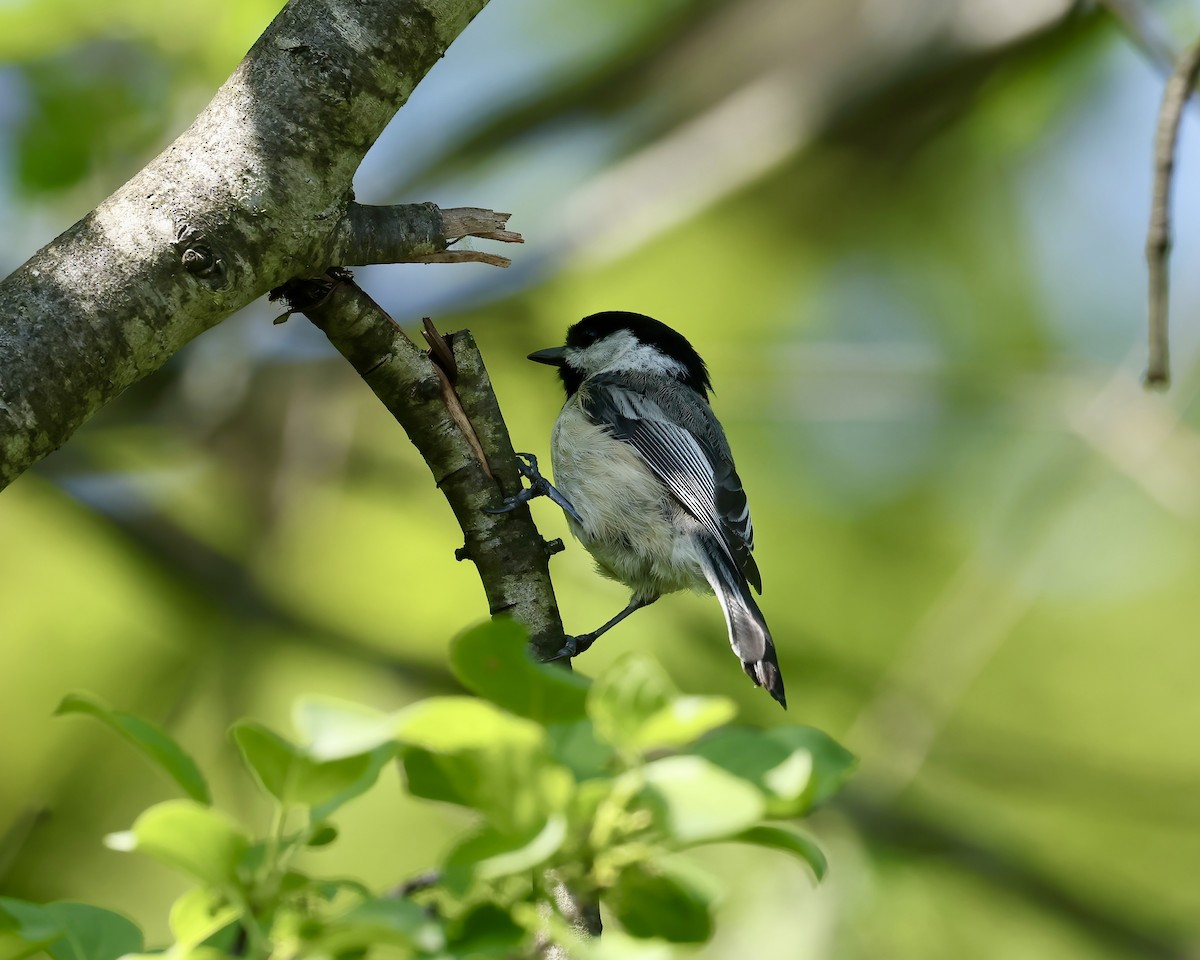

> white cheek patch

[
  {"left": 566, "top": 331, "right": 636, "bottom": 373},
  {"left": 567, "top": 331, "right": 688, "bottom": 379},
  {"left": 607, "top": 342, "right": 689, "bottom": 379}
]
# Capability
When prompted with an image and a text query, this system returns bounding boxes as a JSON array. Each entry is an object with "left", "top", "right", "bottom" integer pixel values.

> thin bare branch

[
  {"left": 389, "top": 869, "right": 442, "bottom": 898},
  {"left": 415, "top": 250, "right": 514, "bottom": 267},
  {"left": 1145, "top": 38, "right": 1200, "bottom": 387},
  {"left": 419, "top": 317, "right": 491, "bottom": 476}
]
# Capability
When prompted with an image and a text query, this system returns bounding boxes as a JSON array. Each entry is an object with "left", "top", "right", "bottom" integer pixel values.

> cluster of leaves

[{"left": 0, "top": 621, "right": 854, "bottom": 959}]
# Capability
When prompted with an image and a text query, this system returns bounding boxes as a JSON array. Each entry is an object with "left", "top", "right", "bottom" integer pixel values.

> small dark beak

[{"left": 527, "top": 346, "right": 567, "bottom": 367}]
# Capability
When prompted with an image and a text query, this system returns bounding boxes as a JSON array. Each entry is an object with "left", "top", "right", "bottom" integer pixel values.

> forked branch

[{"left": 271, "top": 272, "right": 566, "bottom": 660}]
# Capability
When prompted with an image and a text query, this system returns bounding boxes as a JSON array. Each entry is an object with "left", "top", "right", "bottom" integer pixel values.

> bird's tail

[{"left": 699, "top": 539, "right": 787, "bottom": 709}]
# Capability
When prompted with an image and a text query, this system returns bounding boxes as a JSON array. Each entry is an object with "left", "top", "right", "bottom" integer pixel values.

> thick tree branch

[
  {"left": 0, "top": 0, "right": 499, "bottom": 490},
  {"left": 274, "top": 273, "right": 567, "bottom": 659}
]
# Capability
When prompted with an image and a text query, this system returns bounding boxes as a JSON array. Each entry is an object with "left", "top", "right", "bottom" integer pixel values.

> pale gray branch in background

[
  {"left": 1144, "top": 37, "right": 1200, "bottom": 386},
  {"left": 1094, "top": 0, "right": 1200, "bottom": 387}
]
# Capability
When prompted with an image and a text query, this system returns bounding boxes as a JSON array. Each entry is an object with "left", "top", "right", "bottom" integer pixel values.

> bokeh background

[{"left": 2, "top": 0, "right": 1200, "bottom": 956}]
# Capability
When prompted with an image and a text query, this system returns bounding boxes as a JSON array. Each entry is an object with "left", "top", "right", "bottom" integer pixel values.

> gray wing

[{"left": 580, "top": 372, "right": 761, "bottom": 593}]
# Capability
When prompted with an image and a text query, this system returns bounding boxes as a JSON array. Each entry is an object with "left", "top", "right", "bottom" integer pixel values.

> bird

[{"left": 512, "top": 310, "right": 785, "bottom": 708}]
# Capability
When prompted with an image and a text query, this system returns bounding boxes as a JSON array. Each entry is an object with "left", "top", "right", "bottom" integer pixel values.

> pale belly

[{"left": 550, "top": 405, "right": 710, "bottom": 599}]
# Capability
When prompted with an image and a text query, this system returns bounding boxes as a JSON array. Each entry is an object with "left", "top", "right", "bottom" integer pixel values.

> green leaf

[
  {"left": 394, "top": 698, "right": 570, "bottom": 833},
  {"left": 570, "top": 779, "right": 618, "bottom": 837},
  {"left": 320, "top": 898, "right": 444, "bottom": 955},
  {"left": 605, "top": 861, "right": 716, "bottom": 943},
  {"left": 450, "top": 619, "right": 590, "bottom": 725},
  {"left": 443, "top": 816, "right": 568, "bottom": 894},
  {"left": 393, "top": 697, "right": 545, "bottom": 753},
  {"left": 690, "top": 726, "right": 855, "bottom": 817},
  {"left": 587, "top": 655, "right": 674, "bottom": 751},
  {"left": 292, "top": 697, "right": 396, "bottom": 761},
  {"left": 231, "top": 721, "right": 381, "bottom": 810},
  {"left": 0, "top": 898, "right": 61, "bottom": 944},
  {"left": 633, "top": 756, "right": 764, "bottom": 844},
  {"left": 168, "top": 889, "right": 241, "bottom": 952},
  {"left": 46, "top": 905, "right": 142, "bottom": 960},
  {"left": 548, "top": 720, "right": 615, "bottom": 781},
  {"left": 55, "top": 693, "right": 210, "bottom": 804},
  {"left": 0, "top": 900, "right": 143, "bottom": 960},
  {"left": 446, "top": 902, "right": 524, "bottom": 956},
  {"left": 771, "top": 726, "right": 856, "bottom": 809},
  {"left": 312, "top": 744, "right": 397, "bottom": 821},
  {"left": 584, "top": 657, "right": 737, "bottom": 754},
  {"left": 402, "top": 747, "right": 572, "bottom": 836},
  {"left": 731, "top": 825, "right": 827, "bottom": 880},
  {"left": 306, "top": 823, "right": 339, "bottom": 847},
  {"left": 633, "top": 696, "right": 738, "bottom": 752},
  {"left": 105, "top": 800, "right": 249, "bottom": 889},
  {"left": 307, "top": 878, "right": 371, "bottom": 902}
]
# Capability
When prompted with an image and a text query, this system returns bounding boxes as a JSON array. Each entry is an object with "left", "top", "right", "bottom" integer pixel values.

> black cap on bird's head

[{"left": 528, "top": 311, "right": 711, "bottom": 398}]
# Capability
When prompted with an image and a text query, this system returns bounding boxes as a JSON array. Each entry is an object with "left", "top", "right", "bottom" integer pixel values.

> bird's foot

[
  {"left": 547, "top": 632, "right": 597, "bottom": 662},
  {"left": 484, "top": 452, "right": 584, "bottom": 525}
]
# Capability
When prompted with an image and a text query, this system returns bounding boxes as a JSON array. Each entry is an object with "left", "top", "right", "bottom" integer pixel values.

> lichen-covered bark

[
  {"left": 448, "top": 335, "right": 568, "bottom": 658},
  {"left": 281, "top": 275, "right": 568, "bottom": 658},
  {"left": 0, "top": 0, "right": 491, "bottom": 489}
]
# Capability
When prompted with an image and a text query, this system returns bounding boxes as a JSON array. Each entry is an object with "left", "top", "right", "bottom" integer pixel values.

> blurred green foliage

[
  {"left": 1, "top": 623, "right": 848, "bottom": 958},
  {"left": 3, "top": 1, "right": 1200, "bottom": 959}
]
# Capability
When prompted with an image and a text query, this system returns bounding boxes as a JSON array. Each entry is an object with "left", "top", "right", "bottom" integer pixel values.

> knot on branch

[{"left": 172, "top": 224, "right": 229, "bottom": 288}]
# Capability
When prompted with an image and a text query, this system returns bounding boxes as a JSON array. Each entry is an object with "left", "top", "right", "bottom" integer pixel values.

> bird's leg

[
  {"left": 550, "top": 594, "right": 660, "bottom": 662},
  {"left": 484, "top": 452, "right": 584, "bottom": 526}
]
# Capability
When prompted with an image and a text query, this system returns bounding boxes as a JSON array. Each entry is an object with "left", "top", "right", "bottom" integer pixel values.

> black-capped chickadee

[{"left": 515, "top": 310, "right": 785, "bottom": 708}]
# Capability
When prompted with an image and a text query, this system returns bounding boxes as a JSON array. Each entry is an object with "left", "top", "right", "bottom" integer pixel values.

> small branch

[
  {"left": 422, "top": 318, "right": 493, "bottom": 477},
  {"left": 273, "top": 272, "right": 566, "bottom": 658},
  {"left": 440, "top": 207, "right": 522, "bottom": 243},
  {"left": 1145, "top": 38, "right": 1200, "bottom": 388},
  {"left": 389, "top": 869, "right": 442, "bottom": 898},
  {"left": 330, "top": 202, "right": 522, "bottom": 268},
  {"left": 416, "top": 250, "right": 514, "bottom": 267}
]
